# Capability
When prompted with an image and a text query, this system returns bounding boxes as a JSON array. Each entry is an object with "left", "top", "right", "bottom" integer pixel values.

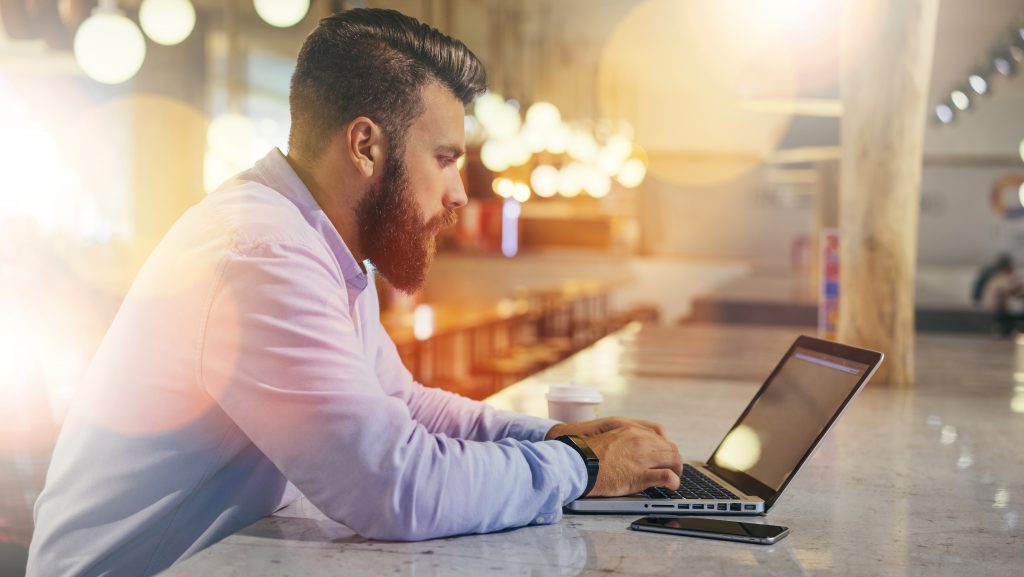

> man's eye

[{"left": 438, "top": 157, "right": 456, "bottom": 167}]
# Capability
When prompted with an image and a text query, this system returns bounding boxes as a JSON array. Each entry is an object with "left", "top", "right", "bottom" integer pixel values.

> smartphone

[{"left": 629, "top": 515, "right": 790, "bottom": 545}]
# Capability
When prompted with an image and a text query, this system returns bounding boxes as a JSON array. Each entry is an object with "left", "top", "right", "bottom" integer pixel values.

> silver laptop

[{"left": 566, "top": 335, "right": 884, "bottom": 515}]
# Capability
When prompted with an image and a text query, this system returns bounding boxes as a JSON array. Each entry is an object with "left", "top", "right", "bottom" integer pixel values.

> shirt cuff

[
  {"left": 500, "top": 411, "right": 561, "bottom": 442},
  {"left": 553, "top": 439, "right": 590, "bottom": 502},
  {"left": 527, "top": 439, "right": 589, "bottom": 527}
]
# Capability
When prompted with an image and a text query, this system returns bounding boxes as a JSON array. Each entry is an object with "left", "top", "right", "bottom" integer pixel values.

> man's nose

[{"left": 445, "top": 170, "right": 468, "bottom": 210}]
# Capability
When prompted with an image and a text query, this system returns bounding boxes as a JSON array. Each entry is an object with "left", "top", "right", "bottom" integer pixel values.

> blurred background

[{"left": 1, "top": 0, "right": 1023, "bottom": 565}]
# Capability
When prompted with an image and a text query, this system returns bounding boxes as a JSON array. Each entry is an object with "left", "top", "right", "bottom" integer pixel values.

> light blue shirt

[{"left": 27, "top": 148, "right": 587, "bottom": 577}]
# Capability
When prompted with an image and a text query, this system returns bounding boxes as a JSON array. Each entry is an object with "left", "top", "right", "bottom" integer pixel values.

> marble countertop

[{"left": 161, "top": 324, "right": 1023, "bottom": 576}]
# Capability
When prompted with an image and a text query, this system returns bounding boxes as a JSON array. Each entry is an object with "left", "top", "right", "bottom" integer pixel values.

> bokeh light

[
  {"left": 512, "top": 182, "right": 532, "bottom": 203},
  {"left": 481, "top": 139, "right": 511, "bottom": 172},
  {"left": 595, "top": 134, "right": 632, "bottom": 176},
  {"left": 935, "top": 103, "right": 954, "bottom": 124},
  {"left": 493, "top": 177, "right": 515, "bottom": 198},
  {"left": 616, "top": 158, "right": 648, "bottom": 188},
  {"left": 968, "top": 73, "right": 988, "bottom": 95},
  {"left": 598, "top": 0, "right": 797, "bottom": 186},
  {"left": 583, "top": 169, "right": 612, "bottom": 199},
  {"left": 501, "top": 199, "right": 520, "bottom": 257},
  {"left": 530, "top": 165, "right": 559, "bottom": 198},
  {"left": 74, "top": 7, "right": 147, "bottom": 85},
  {"left": 567, "top": 128, "right": 598, "bottom": 163},
  {"left": 474, "top": 92, "right": 506, "bottom": 127},
  {"left": 993, "top": 52, "right": 1016, "bottom": 77},
  {"left": 413, "top": 304, "right": 435, "bottom": 341},
  {"left": 203, "top": 111, "right": 286, "bottom": 196},
  {"left": 254, "top": 0, "right": 310, "bottom": 28},
  {"left": 139, "top": 0, "right": 196, "bottom": 46},
  {"left": 716, "top": 424, "right": 762, "bottom": 472},
  {"left": 558, "top": 163, "right": 587, "bottom": 198},
  {"left": 950, "top": 90, "right": 969, "bottom": 111},
  {"left": 525, "top": 101, "right": 562, "bottom": 130}
]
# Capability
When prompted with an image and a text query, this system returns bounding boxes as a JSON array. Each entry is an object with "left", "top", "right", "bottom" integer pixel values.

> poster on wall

[{"left": 819, "top": 228, "right": 839, "bottom": 340}]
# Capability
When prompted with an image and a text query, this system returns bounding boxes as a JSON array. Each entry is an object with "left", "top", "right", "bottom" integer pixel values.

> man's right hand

[{"left": 584, "top": 426, "right": 683, "bottom": 497}]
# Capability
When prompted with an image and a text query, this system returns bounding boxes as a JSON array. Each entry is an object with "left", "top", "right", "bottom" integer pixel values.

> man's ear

[{"left": 346, "top": 117, "right": 383, "bottom": 178}]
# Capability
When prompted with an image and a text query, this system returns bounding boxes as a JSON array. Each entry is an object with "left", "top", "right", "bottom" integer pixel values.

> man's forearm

[{"left": 404, "top": 381, "right": 559, "bottom": 442}]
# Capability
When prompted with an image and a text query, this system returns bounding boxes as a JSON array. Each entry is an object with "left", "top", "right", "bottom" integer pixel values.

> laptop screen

[{"left": 707, "top": 340, "right": 876, "bottom": 505}]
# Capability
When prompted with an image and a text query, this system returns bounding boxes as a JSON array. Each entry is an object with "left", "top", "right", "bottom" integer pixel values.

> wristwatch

[{"left": 555, "top": 435, "right": 599, "bottom": 498}]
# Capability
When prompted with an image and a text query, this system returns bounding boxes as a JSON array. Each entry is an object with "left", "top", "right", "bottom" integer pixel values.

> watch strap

[{"left": 555, "top": 434, "right": 599, "bottom": 498}]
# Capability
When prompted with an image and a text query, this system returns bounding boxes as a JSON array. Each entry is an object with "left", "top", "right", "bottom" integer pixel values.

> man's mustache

[{"left": 429, "top": 209, "right": 458, "bottom": 231}]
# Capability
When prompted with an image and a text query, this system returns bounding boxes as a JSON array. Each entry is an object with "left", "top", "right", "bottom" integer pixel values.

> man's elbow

[
  {"left": 332, "top": 511, "right": 451, "bottom": 542},
  {"left": 321, "top": 490, "right": 458, "bottom": 542}
]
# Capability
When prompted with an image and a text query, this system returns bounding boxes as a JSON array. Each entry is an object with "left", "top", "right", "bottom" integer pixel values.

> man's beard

[{"left": 356, "top": 151, "right": 457, "bottom": 294}]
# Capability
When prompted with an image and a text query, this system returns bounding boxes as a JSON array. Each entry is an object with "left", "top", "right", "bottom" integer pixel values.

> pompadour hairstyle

[{"left": 288, "top": 8, "right": 487, "bottom": 162}]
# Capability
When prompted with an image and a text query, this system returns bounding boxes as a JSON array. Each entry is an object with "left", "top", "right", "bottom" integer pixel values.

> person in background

[
  {"left": 972, "top": 253, "right": 1011, "bottom": 306},
  {"left": 27, "top": 9, "right": 682, "bottom": 577},
  {"left": 977, "top": 254, "right": 1024, "bottom": 336}
]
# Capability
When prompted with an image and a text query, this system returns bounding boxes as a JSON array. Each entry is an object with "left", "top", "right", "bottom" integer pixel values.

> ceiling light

[
  {"left": 993, "top": 51, "right": 1017, "bottom": 76},
  {"left": 968, "top": 73, "right": 988, "bottom": 95},
  {"left": 253, "top": 0, "right": 309, "bottom": 28},
  {"left": 934, "top": 103, "right": 954, "bottom": 124},
  {"left": 139, "top": 0, "right": 195, "bottom": 46},
  {"left": 950, "top": 90, "right": 970, "bottom": 111},
  {"left": 74, "top": 0, "right": 146, "bottom": 85}
]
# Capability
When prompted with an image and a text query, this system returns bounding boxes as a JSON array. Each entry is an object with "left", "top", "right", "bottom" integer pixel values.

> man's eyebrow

[{"left": 435, "top": 145, "right": 465, "bottom": 157}]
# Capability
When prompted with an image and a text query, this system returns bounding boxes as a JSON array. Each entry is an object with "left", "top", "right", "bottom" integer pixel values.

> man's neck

[{"left": 284, "top": 152, "right": 366, "bottom": 267}]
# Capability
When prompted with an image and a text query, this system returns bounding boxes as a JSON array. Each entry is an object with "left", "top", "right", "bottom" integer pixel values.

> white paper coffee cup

[{"left": 546, "top": 382, "right": 603, "bottom": 423}]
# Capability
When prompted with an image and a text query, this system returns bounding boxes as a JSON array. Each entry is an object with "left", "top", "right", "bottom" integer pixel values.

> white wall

[
  {"left": 638, "top": 170, "right": 814, "bottom": 266},
  {"left": 919, "top": 164, "right": 1024, "bottom": 266}
]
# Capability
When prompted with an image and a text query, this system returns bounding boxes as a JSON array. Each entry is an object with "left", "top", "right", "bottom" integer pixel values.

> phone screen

[{"left": 631, "top": 516, "right": 788, "bottom": 542}]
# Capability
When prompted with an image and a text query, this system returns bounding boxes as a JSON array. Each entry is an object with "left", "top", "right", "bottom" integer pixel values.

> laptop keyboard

[{"left": 641, "top": 464, "right": 739, "bottom": 500}]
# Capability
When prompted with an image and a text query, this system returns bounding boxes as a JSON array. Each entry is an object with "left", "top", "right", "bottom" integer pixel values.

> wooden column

[{"left": 838, "top": 0, "right": 939, "bottom": 386}]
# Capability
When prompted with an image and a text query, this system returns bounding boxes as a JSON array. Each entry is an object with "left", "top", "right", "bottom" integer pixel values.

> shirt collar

[{"left": 253, "top": 148, "right": 368, "bottom": 294}]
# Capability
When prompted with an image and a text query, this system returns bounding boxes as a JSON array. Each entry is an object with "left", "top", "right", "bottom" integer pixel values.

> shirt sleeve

[
  {"left": 198, "top": 240, "right": 586, "bottom": 541},
  {"left": 407, "top": 382, "right": 561, "bottom": 442},
  {"left": 362, "top": 296, "right": 560, "bottom": 443}
]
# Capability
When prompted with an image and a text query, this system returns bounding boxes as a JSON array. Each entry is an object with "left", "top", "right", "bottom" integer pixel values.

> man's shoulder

[{"left": 201, "top": 175, "right": 322, "bottom": 252}]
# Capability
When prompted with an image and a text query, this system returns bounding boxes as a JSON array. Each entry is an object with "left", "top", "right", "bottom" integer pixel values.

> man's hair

[{"left": 288, "top": 8, "right": 486, "bottom": 162}]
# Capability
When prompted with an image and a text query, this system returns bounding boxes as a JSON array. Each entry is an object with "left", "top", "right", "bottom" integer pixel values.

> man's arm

[
  {"left": 365, "top": 288, "right": 673, "bottom": 445},
  {"left": 364, "top": 286, "right": 558, "bottom": 443},
  {"left": 199, "top": 240, "right": 587, "bottom": 540}
]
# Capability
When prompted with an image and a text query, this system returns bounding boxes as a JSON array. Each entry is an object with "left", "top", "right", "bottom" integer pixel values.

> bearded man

[{"left": 28, "top": 9, "right": 681, "bottom": 577}]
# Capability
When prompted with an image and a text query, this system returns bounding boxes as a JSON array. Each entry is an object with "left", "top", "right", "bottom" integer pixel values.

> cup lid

[{"left": 545, "top": 382, "right": 603, "bottom": 403}]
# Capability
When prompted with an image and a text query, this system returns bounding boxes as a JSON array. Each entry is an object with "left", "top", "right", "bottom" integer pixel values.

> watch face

[{"left": 564, "top": 436, "right": 598, "bottom": 461}]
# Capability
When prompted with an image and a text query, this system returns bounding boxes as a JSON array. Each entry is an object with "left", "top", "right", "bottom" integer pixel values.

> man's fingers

[
  {"left": 642, "top": 447, "right": 683, "bottom": 475},
  {"left": 641, "top": 468, "right": 681, "bottom": 491}
]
